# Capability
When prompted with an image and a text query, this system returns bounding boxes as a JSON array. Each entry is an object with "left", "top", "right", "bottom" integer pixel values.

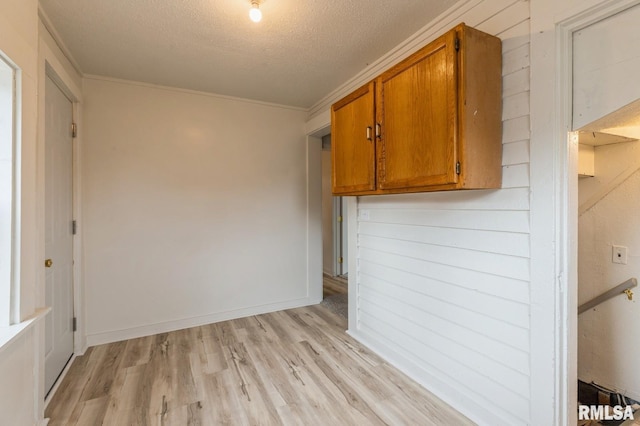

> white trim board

[{"left": 86, "top": 296, "right": 320, "bottom": 347}]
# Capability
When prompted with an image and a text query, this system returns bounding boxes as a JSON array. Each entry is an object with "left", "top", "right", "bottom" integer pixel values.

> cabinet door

[
  {"left": 331, "top": 82, "right": 376, "bottom": 194},
  {"left": 377, "top": 30, "right": 458, "bottom": 189}
]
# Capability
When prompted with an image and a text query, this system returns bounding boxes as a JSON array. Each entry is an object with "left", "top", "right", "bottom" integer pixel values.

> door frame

[
  {"left": 332, "top": 197, "right": 348, "bottom": 276},
  {"left": 37, "top": 34, "right": 84, "bottom": 405}
]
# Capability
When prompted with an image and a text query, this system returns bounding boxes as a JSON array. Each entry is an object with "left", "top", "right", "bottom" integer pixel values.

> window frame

[{"left": 0, "top": 50, "right": 19, "bottom": 327}]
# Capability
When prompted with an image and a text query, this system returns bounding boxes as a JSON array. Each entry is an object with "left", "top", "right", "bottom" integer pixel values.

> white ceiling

[{"left": 39, "top": 0, "right": 457, "bottom": 108}]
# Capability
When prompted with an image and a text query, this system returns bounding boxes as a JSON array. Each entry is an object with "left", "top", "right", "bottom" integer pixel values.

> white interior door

[{"left": 44, "top": 75, "right": 74, "bottom": 395}]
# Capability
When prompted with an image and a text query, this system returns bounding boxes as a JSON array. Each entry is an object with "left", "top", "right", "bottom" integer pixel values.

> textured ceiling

[{"left": 39, "top": 0, "right": 457, "bottom": 108}]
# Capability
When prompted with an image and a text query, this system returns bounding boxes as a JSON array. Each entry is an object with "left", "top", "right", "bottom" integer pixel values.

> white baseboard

[
  {"left": 86, "top": 296, "right": 320, "bottom": 347},
  {"left": 347, "top": 327, "right": 513, "bottom": 426}
]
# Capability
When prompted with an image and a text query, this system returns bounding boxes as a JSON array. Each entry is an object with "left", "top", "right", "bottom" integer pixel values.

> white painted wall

[
  {"left": 81, "top": 77, "right": 313, "bottom": 345},
  {"left": 0, "top": 0, "right": 47, "bottom": 424}
]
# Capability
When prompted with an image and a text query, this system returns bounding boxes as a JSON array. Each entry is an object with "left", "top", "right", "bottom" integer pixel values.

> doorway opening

[
  {"left": 571, "top": 4, "right": 640, "bottom": 420},
  {"left": 320, "top": 133, "right": 348, "bottom": 318}
]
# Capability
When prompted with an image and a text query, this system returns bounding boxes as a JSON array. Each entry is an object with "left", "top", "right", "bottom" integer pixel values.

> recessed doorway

[{"left": 320, "top": 134, "right": 348, "bottom": 318}]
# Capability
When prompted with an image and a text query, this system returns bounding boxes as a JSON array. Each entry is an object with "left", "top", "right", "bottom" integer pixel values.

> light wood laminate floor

[
  {"left": 45, "top": 303, "right": 474, "bottom": 425},
  {"left": 322, "top": 274, "right": 347, "bottom": 298}
]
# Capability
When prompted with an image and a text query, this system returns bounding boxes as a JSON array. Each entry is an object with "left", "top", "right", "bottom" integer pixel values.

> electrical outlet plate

[{"left": 612, "top": 245, "right": 628, "bottom": 265}]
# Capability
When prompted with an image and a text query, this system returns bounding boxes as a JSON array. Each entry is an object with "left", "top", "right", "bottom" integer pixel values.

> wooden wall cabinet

[{"left": 331, "top": 23, "right": 502, "bottom": 195}]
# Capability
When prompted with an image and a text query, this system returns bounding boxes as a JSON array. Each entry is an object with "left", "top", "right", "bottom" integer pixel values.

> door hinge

[
  {"left": 338, "top": 257, "right": 343, "bottom": 264},
  {"left": 337, "top": 216, "right": 343, "bottom": 223},
  {"left": 454, "top": 37, "right": 460, "bottom": 51},
  {"left": 71, "top": 122, "right": 77, "bottom": 138},
  {"left": 72, "top": 220, "right": 77, "bottom": 235},
  {"left": 72, "top": 317, "right": 77, "bottom": 332},
  {"left": 456, "top": 162, "right": 461, "bottom": 175}
]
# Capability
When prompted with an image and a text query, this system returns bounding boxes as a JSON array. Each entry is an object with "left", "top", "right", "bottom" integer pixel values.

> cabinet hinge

[
  {"left": 72, "top": 220, "right": 77, "bottom": 235},
  {"left": 72, "top": 317, "right": 77, "bottom": 332},
  {"left": 338, "top": 257, "right": 343, "bottom": 264},
  {"left": 454, "top": 37, "right": 460, "bottom": 51},
  {"left": 456, "top": 162, "right": 461, "bottom": 175},
  {"left": 71, "top": 122, "right": 78, "bottom": 138}
]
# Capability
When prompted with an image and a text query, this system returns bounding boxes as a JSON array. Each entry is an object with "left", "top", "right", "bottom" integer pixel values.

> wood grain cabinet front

[
  {"left": 331, "top": 82, "right": 376, "bottom": 194},
  {"left": 331, "top": 23, "right": 502, "bottom": 196}
]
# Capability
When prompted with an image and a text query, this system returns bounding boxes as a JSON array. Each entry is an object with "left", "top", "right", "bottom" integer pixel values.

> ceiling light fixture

[{"left": 249, "top": 0, "right": 262, "bottom": 23}]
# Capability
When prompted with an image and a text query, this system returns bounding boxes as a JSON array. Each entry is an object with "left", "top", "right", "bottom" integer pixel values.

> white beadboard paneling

[
  {"left": 462, "top": 0, "right": 519, "bottom": 28},
  {"left": 500, "top": 20, "right": 531, "bottom": 52},
  {"left": 503, "top": 68, "right": 530, "bottom": 98},
  {"left": 359, "top": 285, "right": 529, "bottom": 394},
  {"left": 503, "top": 140, "right": 530, "bottom": 165},
  {"left": 359, "top": 315, "right": 530, "bottom": 425},
  {"left": 502, "top": 163, "right": 530, "bottom": 188},
  {"left": 357, "top": 255, "right": 529, "bottom": 329},
  {"left": 359, "top": 270, "right": 530, "bottom": 359},
  {"left": 360, "top": 221, "right": 529, "bottom": 257},
  {"left": 358, "top": 187, "right": 530, "bottom": 210},
  {"left": 477, "top": 0, "right": 530, "bottom": 36},
  {"left": 503, "top": 115, "right": 531, "bottom": 143},
  {"left": 360, "top": 255, "right": 530, "bottom": 305},
  {"left": 503, "top": 43, "right": 530, "bottom": 76},
  {"left": 360, "top": 238, "right": 531, "bottom": 282},
  {"left": 365, "top": 208, "right": 530, "bottom": 233},
  {"left": 503, "top": 91, "right": 530, "bottom": 121}
]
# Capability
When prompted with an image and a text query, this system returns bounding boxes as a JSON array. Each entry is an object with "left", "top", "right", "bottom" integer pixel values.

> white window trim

[
  {"left": 0, "top": 307, "right": 50, "bottom": 353},
  {"left": 0, "top": 51, "right": 18, "bottom": 328}
]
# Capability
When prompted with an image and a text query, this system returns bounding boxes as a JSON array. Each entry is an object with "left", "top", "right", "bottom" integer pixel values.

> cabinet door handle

[
  {"left": 375, "top": 123, "right": 381, "bottom": 139},
  {"left": 366, "top": 126, "right": 372, "bottom": 141}
]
